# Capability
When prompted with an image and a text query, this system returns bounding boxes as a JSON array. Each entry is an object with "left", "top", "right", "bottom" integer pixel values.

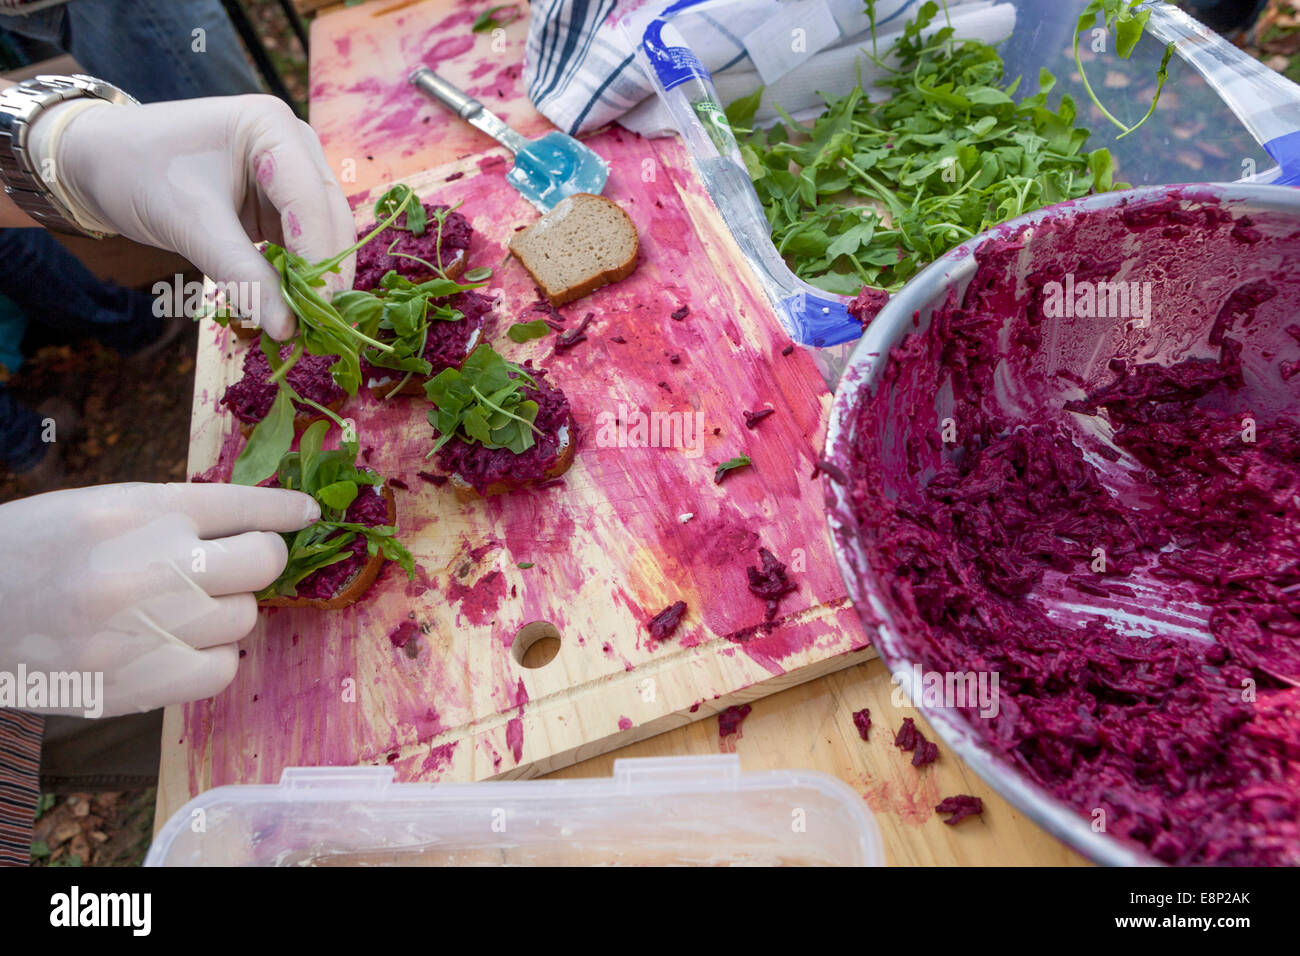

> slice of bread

[
  {"left": 260, "top": 484, "right": 397, "bottom": 610},
  {"left": 447, "top": 421, "right": 576, "bottom": 501},
  {"left": 509, "top": 194, "right": 638, "bottom": 306}
]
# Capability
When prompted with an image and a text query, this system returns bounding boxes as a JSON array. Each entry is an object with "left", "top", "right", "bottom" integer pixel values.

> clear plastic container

[{"left": 145, "top": 755, "right": 884, "bottom": 866}]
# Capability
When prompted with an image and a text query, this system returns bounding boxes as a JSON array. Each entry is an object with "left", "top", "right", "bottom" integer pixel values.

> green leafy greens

[
  {"left": 738, "top": 0, "right": 1145, "bottom": 294},
  {"left": 472, "top": 4, "right": 519, "bottom": 32},
  {"left": 714, "top": 455, "right": 752, "bottom": 484},
  {"left": 254, "top": 420, "right": 415, "bottom": 601},
  {"left": 424, "top": 344, "right": 543, "bottom": 455},
  {"left": 1072, "top": 0, "right": 1173, "bottom": 140}
]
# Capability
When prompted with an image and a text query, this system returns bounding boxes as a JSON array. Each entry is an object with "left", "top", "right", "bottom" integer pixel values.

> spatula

[{"left": 409, "top": 67, "right": 608, "bottom": 211}]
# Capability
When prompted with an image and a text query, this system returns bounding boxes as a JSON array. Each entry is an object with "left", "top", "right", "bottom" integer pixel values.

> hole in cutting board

[{"left": 513, "top": 621, "right": 562, "bottom": 668}]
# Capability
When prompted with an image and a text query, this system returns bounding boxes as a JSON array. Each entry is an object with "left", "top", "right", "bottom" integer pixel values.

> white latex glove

[
  {"left": 0, "top": 482, "right": 319, "bottom": 717},
  {"left": 28, "top": 94, "right": 356, "bottom": 340}
]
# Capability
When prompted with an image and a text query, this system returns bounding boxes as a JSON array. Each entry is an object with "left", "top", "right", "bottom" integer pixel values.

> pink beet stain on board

[
  {"left": 422, "top": 742, "right": 457, "bottom": 775},
  {"left": 446, "top": 569, "right": 506, "bottom": 627},
  {"left": 618, "top": 716, "right": 633, "bottom": 731},
  {"left": 718, "top": 704, "right": 751, "bottom": 752},
  {"left": 424, "top": 35, "right": 475, "bottom": 66},
  {"left": 181, "top": 123, "right": 857, "bottom": 796},
  {"left": 505, "top": 717, "right": 524, "bottom": 763}
]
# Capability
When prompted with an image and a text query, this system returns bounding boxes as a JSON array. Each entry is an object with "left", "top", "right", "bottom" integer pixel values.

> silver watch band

[{"left": 0, "top": 74, "right": 137, "bottom": 237}]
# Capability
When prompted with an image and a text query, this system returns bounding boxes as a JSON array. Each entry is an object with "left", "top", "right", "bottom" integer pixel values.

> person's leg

[
  {"left": 62, "top": 0, "right": 263, "bottom": 102},
  {"left": 0, "top": 229, "right": 160, "bottom": 355},
  {"left": 0, "top": 387, "right": 46, "bottom": 474}
]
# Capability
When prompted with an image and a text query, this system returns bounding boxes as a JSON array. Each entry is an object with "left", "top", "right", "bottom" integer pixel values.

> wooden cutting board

[
  {"left": 157, "top": 0, "right": 875, "bottom": 821},
  {"left": 162, "top": 130, "right": 872, "bottom": 804}
]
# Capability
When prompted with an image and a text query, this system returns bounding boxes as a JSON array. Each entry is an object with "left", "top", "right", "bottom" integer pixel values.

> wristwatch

[{"left": 0, "top": 74, "right": 137, "bottom": 237}]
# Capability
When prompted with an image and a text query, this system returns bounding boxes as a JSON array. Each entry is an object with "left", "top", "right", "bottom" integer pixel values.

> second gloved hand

[
  {"left": 30, "top": 94, "right": 356, "bottom": 340},
  {"left": 0, "top": 482, "right": 319, "bottom": 717}
]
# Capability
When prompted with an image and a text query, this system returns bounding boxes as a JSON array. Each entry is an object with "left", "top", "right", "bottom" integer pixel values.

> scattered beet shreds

[
  {"left": 847, "top": 286, "right": 890, "bottom": 328},
  {"left": 415, "top": 470, "right": 448, "bottom": 486},
  {"left": 746, "top": 547, "right": 797, "bottom": 621},
  {"left": 852, "top": 708, "right": 871, "bottom": 741},
  {"left": 388, "top": 621, "right": 419, "bottom": 649},
  {"left": 718, "top": 704, "right": 751, "bottom": 738},
  {"left": 743, "top": 408, "right": 775, "bottom": 429},
  {"left": 670, "top": 305, "right": 689, "bottom": 321},
  {"left": 554, "top": 312, "right": 594, "bottom": 351},
  {"left": 893, "top": 717, "right": 937, "bottom": 766},
  {"left": 647, "top": 601, "right": 687, "bottom": 640},
  {"left": 936, "top": 795, "right": 983, "bottom": 825}
]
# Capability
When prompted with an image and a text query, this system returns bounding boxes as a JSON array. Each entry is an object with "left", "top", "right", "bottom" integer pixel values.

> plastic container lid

[{"left": 145, "top": 755, "right": 884, "bottom": 866}]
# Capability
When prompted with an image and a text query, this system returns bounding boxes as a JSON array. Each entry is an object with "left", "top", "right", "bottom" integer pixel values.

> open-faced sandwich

[
  {"left": 354, "top": 199, "right": 473, "bottom": 291},
  {"left": 350, "top": 282, "right": 495, "bottom": 400},
  {"left": 424, "top": 344, "right": 577, "bottom": 500},
  {"left": 221, "top": 343, "right": 346, "bottom": 437},
  {"left": 255, "top": 421, "right": 414, "bottom": 609}
]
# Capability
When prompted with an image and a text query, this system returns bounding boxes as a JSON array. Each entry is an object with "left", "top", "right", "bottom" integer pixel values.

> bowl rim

[{"left": 823, "top": 181, "right": 1300, "bottom": 867}]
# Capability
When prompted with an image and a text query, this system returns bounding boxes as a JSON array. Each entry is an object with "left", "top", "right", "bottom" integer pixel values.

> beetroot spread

[
  {"left": 354, "top": 203, "right": 472, "bottom": 290},
  {"left": 295, "top": 484, "right": 388, "bottom": 600},
  {"left": 221, "top": 346, "right": 344, "bottom": 425},
  {"left": 362, "top": 290, "right": 492, "bottom": 383},
  {"left": 839, "top": 192, "right": 1300, "bottom": 865},
  {"left": 432, "top": 367, "right": 574, "bottom": 494}
]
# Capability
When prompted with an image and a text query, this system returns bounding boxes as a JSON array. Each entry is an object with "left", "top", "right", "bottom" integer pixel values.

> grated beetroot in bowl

[
  {"left": 432, "top": 366, "right": 575, "bottom": 494},
  {"left": 354, "top": 203, "right": 473, "bottom": 291},
  {"left": 841, "top": 194, "right": 1300, "bottom": 865},
  {"left": 221, "top": 345, "right": 344, "bottom": 425},
  {"left": 294, "top": 484, "right": 389, "bottom": 601}
]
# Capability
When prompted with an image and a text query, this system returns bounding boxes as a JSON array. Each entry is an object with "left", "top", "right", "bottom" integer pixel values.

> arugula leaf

[
  {"left": 374, "top": 184, "right": 426, "bottom": 237},
  {"left": 1072, "top": 0, "right": 1172, "bottom": 139},
  {"left": 424, "top": 344, "right": 542, "bottom": 454},
  {"left": 232, "top": 388, "right": 295, "bottom": 486},
  {"left": 714, "top": 455, "right": 752, "bottom": 484},
  {"left": 507, "top": 319, "right": 550, "bottom": 343},
  {"left": 472, "top": 4, "right": 517, "bottom": 32},
  {"left": 724, "top": 86, "right": 764, "bottom": 130}
]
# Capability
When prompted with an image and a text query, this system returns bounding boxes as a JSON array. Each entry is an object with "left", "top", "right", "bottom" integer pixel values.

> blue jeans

[
  {"left": 0, "top": 0, "right": 262, "bottom": 472},
  {"left": 0, "top": 0, "right": 262, "bottom": 102}
]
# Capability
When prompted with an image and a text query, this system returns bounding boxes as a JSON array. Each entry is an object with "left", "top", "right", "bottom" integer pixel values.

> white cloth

[{"left": 523, "top": 0, "right": 1016, "bottom": 136}]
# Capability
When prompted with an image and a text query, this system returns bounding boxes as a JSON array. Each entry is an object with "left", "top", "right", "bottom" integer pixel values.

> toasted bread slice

[
  {"left": 260, "top": 485, "right": 397, "bottom": 610},
  {"left": 509, "top": 194, "right": 638, "bottom": 306},
  {"left": 448, "top": 421, "right": 576, "bottom": 501}
]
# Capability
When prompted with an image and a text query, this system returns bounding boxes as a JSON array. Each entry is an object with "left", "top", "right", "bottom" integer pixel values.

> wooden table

[{"left": 158, "top": 0, "right": 1087, "bottom": 866}]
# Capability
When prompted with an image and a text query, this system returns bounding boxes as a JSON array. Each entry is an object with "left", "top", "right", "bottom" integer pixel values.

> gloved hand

[
  {"left": 0, "top": 482, "right": 319, "bottom": 717},
  {"left": 28, "top": 94, "right": 356, "bottom": 340}
]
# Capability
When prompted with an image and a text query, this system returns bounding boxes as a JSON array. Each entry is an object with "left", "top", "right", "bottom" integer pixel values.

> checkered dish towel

[{"left": 523, "top": 0, "right": 1016, "bottom": 137}]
